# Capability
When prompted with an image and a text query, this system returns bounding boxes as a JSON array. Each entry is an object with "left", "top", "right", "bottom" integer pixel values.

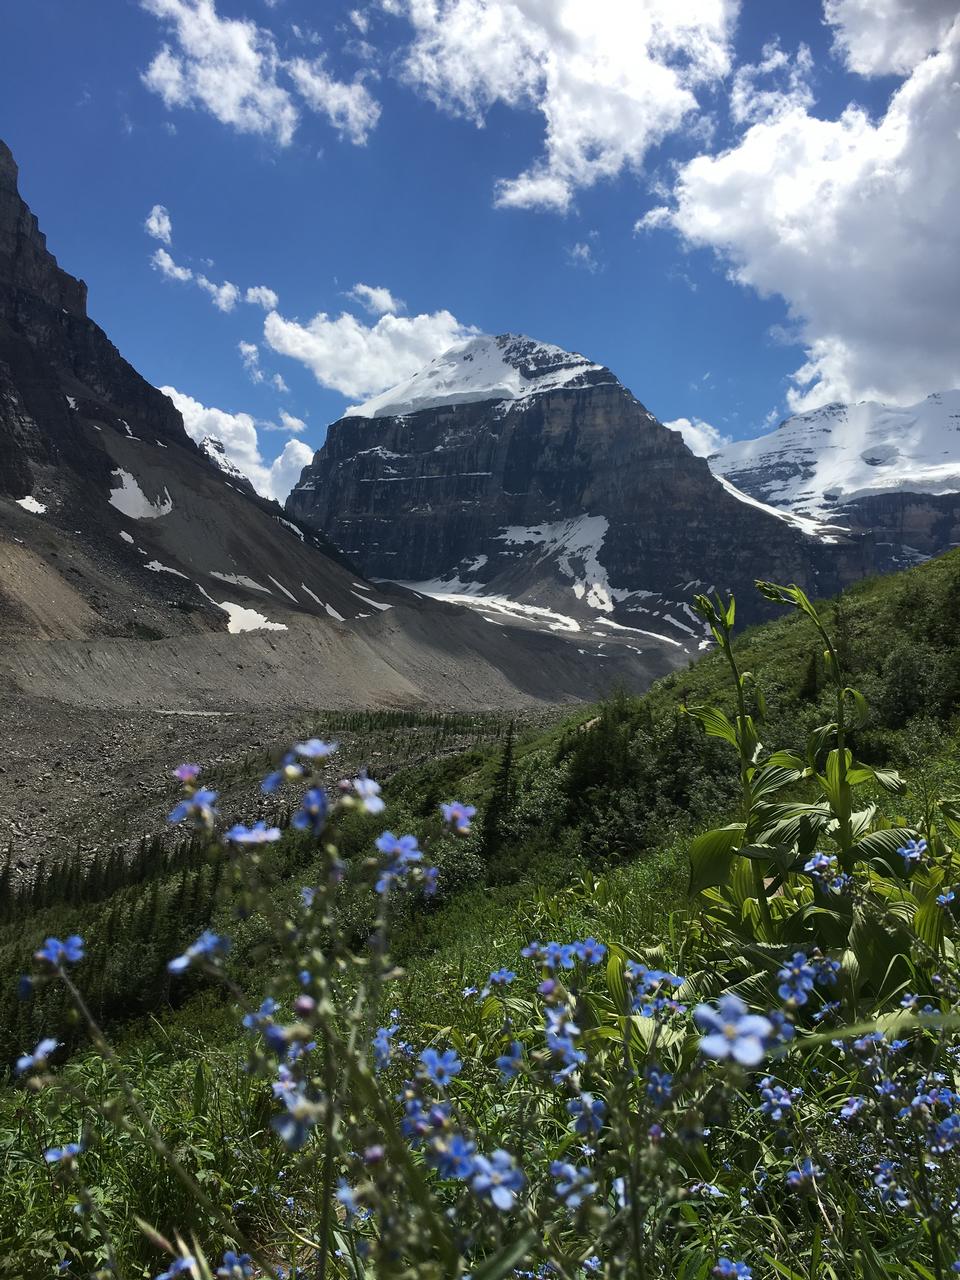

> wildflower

[
  {"left": 294, "top": 738, "right": 338, "bottom": 759},
  {"left": 551, "top": 1160, "right": 597, "bottom": 1209},
  {"left": 804, "top": 851, "right": 836, "bottom": 879},
  {"left": 224, "top": 820, "right": 281, "bottom": 845},
  {"left": 376, "top": 831, "right": 424, "bottom": 894},
  {"left": 300, "top": 887, "right": 316, "bottom": 909},
  {"left": 544, "top": 942, "right": 577, "bottom": 971},
  {"left": 574, "top": 937, "right": 607, "bottom": 965},
  {"left": 813, "top": 1001, "right": 841, "bottom": 1024},
  {"left": 521, "top": 941, "right": 545, "bottom": 961},
  {"left": 897, "top": 838, "right": 926, "bottom": 869},
  {"left": 428, "top": 1131, "right": 477, "bottom": 1179},
  {"left": 694, "top": 994, "right": 773, "bottom": 1066},
  {"left": 217, "top": 1254, "right": 254, "bottom": 1279},
  {"left": 496, "top": 1041, "right": 523, "bottom": 1081},
  {"left": 786, "top": 1157, "right": 821, "bottom": 1191},
  {"left": 167, "top": 787, "right": 218, "bottom": 829},
  {"left": 373, "top": 1022, "right": 399, "bottom": 1071},
  {"left": 938, "top": 890, "right": 956, "bottom": 908},
  {"left": 261, "top": 753, "right": 304, "bottom": 794},
  {"left": 646, "top": 1068, "right": 673, "bottom": 1106},
  {"left": 353, "top": 774, "right": 385, "bottom": 814},
  {"left": 471, "top": 1149, "right": 524, "bottom": 1210},
  {"left": 713, "top": 1261, "right": 752, "bottom": 1279},
  {"left": 44, "top": 1143, "right": 82, "bottom": 1163},
  {"left": 168, "top": 930, "right": 230, "bottom": 974},
  {"left": 291, "top": 787, "right": 328, "bottom": 835},
  {"left": 777, "top": 953, "right": 817, "bottom": 1006},
  {"left": 488, "top": 968, "right": 516, "bottom": 987},
  {"left": 336, "top": 1181, "right": 359, "bottom": 1218},
  {"left": 441, "top": 801, "right": 476, "bottom": 833},
  {"left": 243, "top": 997, "right": 278, "bottom": 1030},
  {"left": 156, "top": 1261, "right": 195, "bottom": 1280},
  {"left": 173, "top": 764, "right": 201, "bottom": 782},
  {"left": 15, "top": 1037, "right": 59, "bottom": 1075},
  {"left": 811, "top": 955, "right": 841, "bottom": 987},
  {"left": 873, "top": 1160, "right": 911, "bottom": 1209},
  {"left": 567, "top": 1093, "right": 606, "bottom": 1136},
  {"left": 419, "top": 1047, "right": 462, "bottom": 1088},
  {"left": 271, "top": 1093, "right": 317, "bottom": 1150},
  {"left": 546, "top": 1006, "right": 586, "bottom": 1075},
  {"left": 34, "top": 936, "right": 85, "bottom": 967},
  {"left": 758, "top": 1077, "right": 798, "bottom": 1121}
]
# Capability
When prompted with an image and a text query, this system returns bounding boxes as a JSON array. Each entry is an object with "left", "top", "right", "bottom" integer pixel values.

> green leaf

[
  {"left": 914, "top": 897, "right": 944, "bottom": 953},
  {"left": 688, "top": 823, "right": 745, "bottom": 895},
  {"left": 871, "top": 767, "right": 906, "bottom": 796},
  {"left": 854, "top": 827, "right": 918, "bottom": 865},
  {"left": 940, "top": 799, "right": 960, "bottom": 842},
  {"left": 684, "top": 703, "right": 738, "bottom": 748},
  {"left": 606, "top": 950, "right": 628, "bottom": 1014},
  {"left": 843, "top": 686, "right": 870, "bottom": 729},
  {"left": 750, "top": 763, "right": 803, "bottom": 802}
]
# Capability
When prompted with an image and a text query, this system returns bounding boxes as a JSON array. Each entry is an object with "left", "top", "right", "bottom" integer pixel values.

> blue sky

[{"left": 1, "top": 0, "right": 957, "bottom": 498}]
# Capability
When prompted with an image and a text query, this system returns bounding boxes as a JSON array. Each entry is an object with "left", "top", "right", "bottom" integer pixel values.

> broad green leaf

[
  {"left": 684, "top": 703, "right": 737, "bottom": 748},
  {"left": 914, "top": 897, "right": 944, "bottom": 953},
  {"left": 688, "top": 823, "right": 745, "bottom": 895},
  {"left": 843, "top": 686, "right": 870, "bottom": 729},
  {"left": 749, "top": 763, "right": 803, "bottom": 802},
  {"left": 854, "top": 827, "right": 918, "bottom": 864},
  {"left": 940, "top": 799, "right": 960, "bottom": 842}
]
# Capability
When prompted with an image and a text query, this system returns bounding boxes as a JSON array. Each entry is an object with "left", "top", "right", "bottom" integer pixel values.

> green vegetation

[{"left": 4, "top": 551, "right": 960, "bottom": 1277}]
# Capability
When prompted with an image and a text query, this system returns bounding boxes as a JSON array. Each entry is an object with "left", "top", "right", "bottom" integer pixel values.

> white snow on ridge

[
  {"left": 108, "top": 469, "right": 173, "bottom": 519},
  {"left": 346, "top": 334, "right": 606, "bottom": 419},
  {"left": 711, "top": 391, "right": 960, "bottom": 520},
  {"left": 494, "top": 515, "right": 628, "bottom": 612},
  {"left": 15, "top": 496, "right": 46, "bottom": 514},
  {"left": 210, "top": 571, "right": 271, "bottom": 594},
  {"left": 145, "top": 560, "right": 189, "bottom": 579},
  {"left": 217, "top": 602, "right": 288, "bottom": 634},
  {"left": 713, "top": 474, "right": 842, "bottom": 543}
]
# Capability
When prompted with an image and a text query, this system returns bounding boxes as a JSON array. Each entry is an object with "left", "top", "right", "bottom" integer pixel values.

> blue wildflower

[
  {"left": 373, "top": 1022, "right": 399, "bottom": 1071},
  {"left": 173, "top": 764, "right": 201, "bottom": 782},
  {"left": 336, "top": 1181, "right": 359, "bottom": 1218},
  {"left": 44, "top": 1143, "right": 82, "bottom": 1164},
  {"left": 546, "top": 1006, "right": 585, "bottom": 1075},
  {"left": 898, "top": 838, "right": 927, "bottom": 869},
  {"left": 224, "top": 820, "right": 281, "bottom": 845},
  {"left": 551, "top": 1160, "right": 597, "bottom": 1209},
  {"left": 243, "top": 997, "right": 278, "bottom": 1031},
  {"left": 758, "top": 1076, "right": 798, "bottom": 1121},
  {"left": 694, "top": 994, "right": 773, "bottom": 1066},
  {"left": 155, "top": 1260, "right": 195, "bottom": 1280},
  {"left": 786, "top": 1157, "right": 821, "bottom": 1191},
  {"left": 471, "top": 1149, "right": 524, "bottom": 1211},
  {"left": 496, "top": 1041, "right": 523, "bottom": 1081},
  {"left": 34, "top": 936, "right": 85, "bottom": 967},
  {"left": 217, "top": 1253, "right": 254, "bottom": 1279},
  {"left": 291, "top": 787, "right": 328, "bottom": 835},
  {"left": 574, "top": 937, "right": 607, "bottom": 965},
  {"left": 167, "top": 787, "right": 218, "bottom": 829},
  {"left": 168, "top": 930, "right": 229, "bottom": 974},
  {"left": 938, "top": 890, "right": 955, "bottom": 908},
  {"left": 418, "top": 1047, "right": 462, "bottom": 1087},
  {"left": 646, "top": 1068, "right": 673, "bottom": 1106},
  {"left": 440, "top": 801, "right": 476, "bottom": 833},
  {"left": 488, "top": 968, "right": 516, "bottom": 987},
  {"left": 353, "top": 774, "right": 385, "bottom": 814},
  {"left": 375, "top": 831, "right": 423, "bottom": 894},
  {"left": 427, "top": 1131, "right": 477, "bottom": 1179},
  {"left": 15, "top": 1037, "right": 59, "bottom": 1075},
  {"left": 261, "top": 753, "right": 303, "bottom": 794},
  {"left": 713, "top": 1261, "right": 751, "bottom": 1279},
  {"left": 777, "top": 952, "right": 817, "bottom": 1006},
  {"left": 874, "top": 1160, "right": 911, "bottom": 1209},
  {"left": 567, "top": 1093, "right": 606, "bottom": 1136}
]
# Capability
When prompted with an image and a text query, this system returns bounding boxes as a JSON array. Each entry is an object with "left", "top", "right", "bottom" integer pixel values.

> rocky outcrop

[{"left": 288, "top": 335, "right": 872, "bottom": 643}]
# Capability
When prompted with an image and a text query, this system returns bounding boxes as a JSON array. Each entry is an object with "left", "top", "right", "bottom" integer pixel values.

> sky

[{"left": 1, "top": 0, "right": 958, "bottom": 500}]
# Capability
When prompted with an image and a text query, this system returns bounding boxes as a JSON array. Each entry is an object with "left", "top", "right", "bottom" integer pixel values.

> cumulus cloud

[
  {"left": 246, "top": 284, "right": 280, "bottom": 309},
  {"left": 140, "top": 0, "right": 382, "bottom": 148},
  {"left": 287, "top": 57, "right": 381, "bottom": 144},
  {"left": 347, "top": 282, "right": 404, "bottom": 315},
  {"left": 196, "top": 274, "right": 240, "bottom": 312},
  {"left": 239, "top": 340, "right": 264, "bottom": 383},
  {"left": 663, "top": 416, "right": 731, "bottom": 457},
  {"left": 729, "top": 41, "right": 813, "bottom": 126},
  {"left": 151, "top": 247, "right": 193, "bottom": 282},
  {"left": 264, "top": 409, "right": 307, "bottom": 433},
  {"left": 640, "top": 16, "right": 960, "bottom": 410},
  {"left": 263, "top": 305, "right": 477, "bottom": 398},
  {"left": 824, "top": 0, "right": 958, "bottom": 75},
  {"left": 162, "top": 385, "right": 313, "bottom": 501},
  {"left": 144, "top": 203, "right": 173, "bottom": 244},
  {"left": 271, "top": 372, "right": 289, "bottom": 393},
  {"left": 391, "top": 0, "right": 739, "bottom": 212}
]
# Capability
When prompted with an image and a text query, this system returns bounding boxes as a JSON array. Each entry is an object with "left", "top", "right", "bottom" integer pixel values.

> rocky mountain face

[
  {"left": 288, "top": 335, "right": 872, "bottom": 648},
  {"left": 710, "top": 393, "right": 960, "bottom": 568},
  {"left": 0, "top": 141, "right": 679, "bottom": 717}
]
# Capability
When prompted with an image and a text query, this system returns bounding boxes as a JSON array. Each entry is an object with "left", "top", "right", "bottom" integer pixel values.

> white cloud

[
  {"left": 263, "top": 409, "right": 307, "bottom": 433},
  {"left": 239, "top": 340, "right": 264, "bottom": 383},
  {"left": 287, "top": 57, "right": 381, "bottom": 144},
  {"left": 141, "top": 0, "right": 299, "bottom": 144},
  {"left": 664, "top": 416, "right": 731, "bottom": 457},
  {"left": 347, "top": 282, "right": 404, "bottom": 315},
  {"left": 824, "top": 0, "right": 958, "bottom": 75},
  {"left": 151, "top": 247, "right": 193, "bottom": 282},
  {"left": 640, "top": 18, "right": 960, "bottom": 410},
  {"left": 271, "top": 372, "right": 289, "bottom": 393},
  {"left": 196, "top": 274, "right": 240, "bottom": 312},
  {"left": 392, "top": 0, "right": 739, "bottom": 212},
  {"left": 263, "top": 305, "right": 477, "bottom": 398},
  {"left": 350, "top": 8, "right": 370, "bottom": 34},
  {"left": 567, "top": 241, "right": 598, "bottom": 272},
  {"left": 246, "top": 284, "right": 280, "bottom": 309},
  {"left": 162, "top": 385, "right": 313, "bottom": 501},
  {"left": 144, "top": 203, "right": 173, "bottom": 244},
  {"left": 729, "top": 41, "right": 813, "bottom": 126}
]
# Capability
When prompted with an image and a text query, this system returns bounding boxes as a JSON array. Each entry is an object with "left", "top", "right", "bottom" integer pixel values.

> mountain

[
  {"left": 710, "top": 393, "right": 960, "bottom": 567},
  {"left": 0, "top": 140, "right": 683, "bottom": 721},
  {"left": 288, "top": 334, "right": 870, "bottom": 649}
]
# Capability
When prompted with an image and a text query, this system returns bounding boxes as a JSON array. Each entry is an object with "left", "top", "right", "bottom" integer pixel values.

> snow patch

[
  {"left": 119, "top": 530, "right": 134, "bottom": 544},
  {"left": 350, "top": 589, "right": 392, "bottom": 612},
  {"left": 217, "top": 602, "right": 288, "bottom": 634},
  {"left": 107, "top": 470, "right": 173, "bottom": 519},
  {"left": 300, "top": 583, "right": 322, "bottom": 604},
  {"left": 145, "top": 560, "right": 189, "bottom": 579},
  {"left": 267, "top": 575, "right": 299, "bottom": 602},
  {"left": 325, "top": 603, "right": 345, "bottom": 621},
  {"left": 209, "top": 571, "right": 271, "bottom": 594},
  {"left": 15, "top": 496, "right": 46, "bottom": 514}
]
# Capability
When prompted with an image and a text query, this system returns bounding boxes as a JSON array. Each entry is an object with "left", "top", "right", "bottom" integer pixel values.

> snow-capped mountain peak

[
  {"left": 710, "top": 391, "right": 960, "bottom": 519},
  {"left": 346, "top": 333, "right": 614, "bottom": 419}
]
